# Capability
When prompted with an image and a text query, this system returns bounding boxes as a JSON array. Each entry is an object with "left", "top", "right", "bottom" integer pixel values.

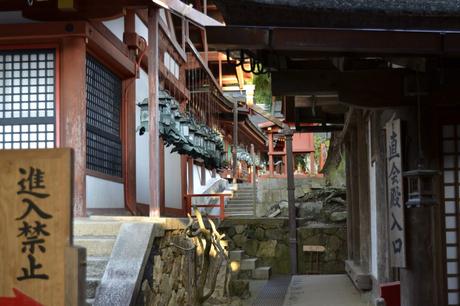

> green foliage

[{"left": 253, "top": 73, "right": 272, "bottom": 108}]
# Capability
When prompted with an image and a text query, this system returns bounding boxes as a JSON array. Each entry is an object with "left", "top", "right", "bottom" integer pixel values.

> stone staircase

[
  {"left": 229, "top": 249, "right": 272, "bottom": 280},
  {"left": 73, "top": 219, "right": 123, "bottom": 306},
  {"left": 226, "top": 184, "right": 256, "bottom": 217}
]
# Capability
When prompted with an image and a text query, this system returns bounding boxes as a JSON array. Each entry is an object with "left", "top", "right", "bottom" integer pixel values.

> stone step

[
  {"left": 233, "top": 190, "right": 252, "bottom": 197},
  {"left": 229, "top": 250, "right": 245, "bottom": 261},
  {"left": 86, "top": 277, "right": 100, "bottom": 299},
  {"left": 225, "top": 211, "right": 254, "bottom": 215},
  {"left": 236, "top": 188, "right": 254, "bottom": 192},
  {"left": 225, "top": 204, "right": 253, "bottom": 209},
  {"left": 233, "top": 197, "right": 253, "bottom": 201},
  {"left": 232, "top": 205, "right": 253, "bottom": 209},
  {"left": 253, "top": 266, "right": 272, "bottom": 280},
  {"left": 225, "top": 213, "right": 254, "bottom": 217},
  {"left": 237, "top": 183, "right": 255, "bottom": 188},
  {"left": 228, "top": 199, "right": 253, "bottom": 204},
  {"left": 86, "top": 256, "right": 109, "bottom": 279},
  {"left": 74, "top": 236, "right": 116, "bottom": 257},
  {"left": 86, "top": 299, "right": 95, "bottom": 306},
  {"left": 73, "top": 219, "right": 122, "bottom": 237},
  {"left": 227, "top": 205, "right": 253, "bottom": 209},
  {"left": 240, "top": 258, "right": 258, "bottom": 271},
  {"left": 226, "top": 209, "right": 254, "bottom": 213}
]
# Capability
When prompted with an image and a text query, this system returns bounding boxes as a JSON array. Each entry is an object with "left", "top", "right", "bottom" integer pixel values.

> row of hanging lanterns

[{"left": 137, "top": 91, "right": 224, "bottom": 169}]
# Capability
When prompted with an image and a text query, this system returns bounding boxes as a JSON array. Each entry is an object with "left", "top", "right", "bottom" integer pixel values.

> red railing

[{"left": 185, "top": 193, "right": 232, "bottom": 220}]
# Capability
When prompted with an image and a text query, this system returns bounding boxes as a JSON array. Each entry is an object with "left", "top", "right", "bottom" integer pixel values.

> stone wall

[
  {"left": 219, "top": 218, "right": 346, "bottom": 275},
  {"left": 256, "top": 176, "right": 325, "bottom": 216},
  {"left": 136, "top": 228, "right": 243, "bottom": 306}
]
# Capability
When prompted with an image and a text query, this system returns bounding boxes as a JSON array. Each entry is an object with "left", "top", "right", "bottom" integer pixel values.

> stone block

[
  {"left": 330, "top": 211, "right": 347, "bottom": 222},
  {"left": 265, "top": 228, "right": 287, "bottom": 241},
  {"left": 255, "top": 227, "right": 265, "bottom": 240},
  {"left": 235, "top": 225, "right": 247, "bottom": 234},
  {"left": 86, "top": 278, "right": 100, "bottom": 299},
  {"left": 229, "top": 280, "right": 250, "bottom": 298},
  {"left": 244, "top": 239, "right": 259, "bottom": 257},
  {"left": 93, "top": 223, "right": 156, "bottom": 306},
  {"left": 232, "top": 234, "right": 247, "bottom": 248},
  {"left": 73, "top": 220, "right": 122, "bottom": 237},
  {"left": 240, "top": 258, "right": 258, "bottom": 270},
  {"left": 229, "top": 250, "right": 245, "bottom": 261},
  {"left": 74, "top": 237, "right": 116, "bottom": 257},
  {"left": 257, "top": 240, "right": 277, "bottom": 258},
  {"left": 253, "top": 266, "right": 272, "bottom": 280},
  {"left": 86, "top": 257, "right": 109, "bottom": 279}
]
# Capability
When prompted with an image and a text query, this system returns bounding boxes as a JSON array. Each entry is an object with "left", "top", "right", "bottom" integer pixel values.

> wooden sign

[
  {"left": 385, "top": 118, "right": 406, "bottom": 267},
  {"left": 0, "top": 149, "right": 79, "bottom": 305}
]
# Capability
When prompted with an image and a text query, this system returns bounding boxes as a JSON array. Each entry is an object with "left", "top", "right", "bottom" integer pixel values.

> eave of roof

[{"left": 213, "top": 0, "right": 460, "bottom": 31}]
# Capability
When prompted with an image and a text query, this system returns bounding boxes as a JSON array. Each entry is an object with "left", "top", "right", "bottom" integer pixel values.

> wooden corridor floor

[{"left": 282, "top": 274, "right": 367, "bottom": 306}]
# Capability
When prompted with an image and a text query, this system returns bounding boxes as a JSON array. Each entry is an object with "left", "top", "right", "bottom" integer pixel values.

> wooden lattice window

[
  {"left": 86, "top": 55, "right": 122, "bottom": 177},
  {"left": 0, "top": 49, "right": 56, "bottom": 150}
]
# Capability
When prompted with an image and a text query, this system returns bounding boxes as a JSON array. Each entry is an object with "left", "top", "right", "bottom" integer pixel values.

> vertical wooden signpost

[
  {"left": 386, "top": 118, "right": 406, "bottom": 267},
  {"left": 0, "top": 149, "right": 83, "bottom": 306}
]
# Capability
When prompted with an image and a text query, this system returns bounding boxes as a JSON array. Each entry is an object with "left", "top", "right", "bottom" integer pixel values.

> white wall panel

[{"left": 86, "top": 175, "right": 124, "bottom": 209}]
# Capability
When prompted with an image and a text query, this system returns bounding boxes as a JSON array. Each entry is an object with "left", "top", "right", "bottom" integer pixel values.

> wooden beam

[
  {"left": 86, "top": 22, "right": 136, "bottom": 78},
  {"left": 122, "top": 10, "right": 137, "bottom": 215},
  {"left": 187, "top": 37, "right": 234, "bottom": 108},
  {"left": 272, "top": 69, "right": 412, "bottom": 108},
  {"left": 148, "top": 7, "right": 161, "bottom": 217},
  {"left": 137, "top": 8, "right": 187, "bottom": 62},
  {"left": 294, "top": 125, "right": 344, "bottom": 133},
  {"left": 249, "top": 104, "right": 284, "bottom": 128},
  {"left": 0, "top": 21, "right": 86, "bottom": 42},
  {"left": 163, "top": 0, "right": 223, "bottom": 27},
  {"left": 60, "top": 37, "right": 87, "bottom": 217},
  {"left": 206, "top": 25, "right": 460, "bottom": 56}
]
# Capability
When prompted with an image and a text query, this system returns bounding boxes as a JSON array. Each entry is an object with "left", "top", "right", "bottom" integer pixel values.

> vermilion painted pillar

[
  {"left": 60, "top": 37, "right": 87, "bottom": 217},
  {"left": 148, "top": 7, "right": 161, "bottom": 217},
  {"left": 123, "top": 10, "right": 137, "bottom": 215},
  {"left": 268, "top": 132, "right": 274, "bottom": 176}
]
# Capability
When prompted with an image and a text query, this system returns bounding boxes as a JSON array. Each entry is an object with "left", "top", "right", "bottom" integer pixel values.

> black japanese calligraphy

[
  {"left": 392, "top": 239, "right": 403, "bottom": 254},
  {"left": 388, "top": 130, "right": 400, "bottom": 161},
  {"left": 390, "top": 186, "right": 402, "bottom": 208},
  {"left": 391, "top": 212, "right": 403, "bottom": 231},
  {"left": 388, "top": 163, "right": 401, "bottom": 185},
  {"left": 17, "top": 167, "right": 50, "bottom": 199},
  {"left": 16, "top": 167, "right": 52, "bottom": 282},
  {"left": 16, "top": 254, "right": 49, "bottom": 281}
]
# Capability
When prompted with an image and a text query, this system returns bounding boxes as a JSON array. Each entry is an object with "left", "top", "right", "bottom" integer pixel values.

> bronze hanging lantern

[
  {"left": 403, "top": 167, "right": 439, "bottom": 208},
  {"left": 403, "top": 72, "right": 439, "bottom": 208},
  {"left": 137, "top": 98, "right": 149, "bottom": 135}
]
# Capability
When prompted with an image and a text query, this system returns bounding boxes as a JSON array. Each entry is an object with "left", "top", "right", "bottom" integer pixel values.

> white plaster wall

[
  {"left": 86, "top": 175, "right": 124, "bottom": 209},
  {"left": 368, "top": 120, "right": 378, "bottom": 279},
  {"left": 136, "top": 69, "right": 150, "bottom": 204},
  {"left": 135, "top": 14, "right": 148, "bottom": 43},
  {"left": 164, "top": 145, "right": 182, "bottom": 209},
  {"left": 103, "top": 17, "right": 125, "bottom": 42},
  {"left": 192, "top": 164, "right": 221, "bottom": 194}
]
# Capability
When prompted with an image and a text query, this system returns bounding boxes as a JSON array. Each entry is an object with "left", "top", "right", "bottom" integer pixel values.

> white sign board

[{"left": 386, "top": 118, "right": 406, "bottom": 267}]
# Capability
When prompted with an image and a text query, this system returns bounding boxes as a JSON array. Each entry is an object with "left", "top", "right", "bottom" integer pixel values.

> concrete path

[
  {"left": 283, "top": 274, "right": 367, "bottom": 306},
  {"left": 252, "top": 276, "right": 292, "bottom": 306}
]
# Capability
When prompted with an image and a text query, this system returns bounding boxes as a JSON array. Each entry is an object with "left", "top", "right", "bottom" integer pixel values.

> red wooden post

[
  {"left": 268, "top": 131, "right": 274, "bottom": 176},
  {"left": 220, "top": 194, "right": 225, "bottom": 220},
  {"left": 148, "top": 7, "right": 161, "bottom": 217},
  {"left": 61, "top": 37, "right": 87, "bottom": 217}
]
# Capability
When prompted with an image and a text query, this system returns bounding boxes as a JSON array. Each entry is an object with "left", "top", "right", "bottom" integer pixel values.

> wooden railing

[{"left": 185, "top": 193, "right": 232, "bottom": 220}]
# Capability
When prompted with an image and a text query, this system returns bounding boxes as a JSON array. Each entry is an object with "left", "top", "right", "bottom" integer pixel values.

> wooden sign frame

[{"left": 0, "top": 149, "right": 84, "bottom": 306}]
